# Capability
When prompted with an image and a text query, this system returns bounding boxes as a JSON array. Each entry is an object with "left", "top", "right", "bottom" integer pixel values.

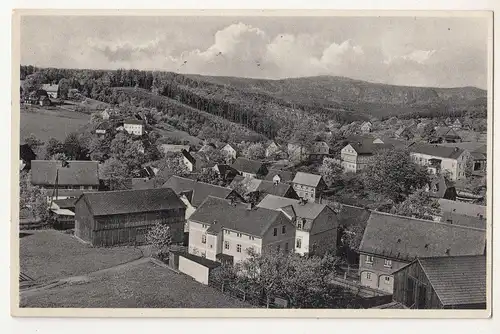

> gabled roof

[
  {"left": 471, "top": 151, "right": 487, "bottom": 161},
  {"left": 77, "top": 188, "right": 185, "bottom": 217},
  {"left": 440, "top": 212, "right": 486, "bottom": 230},
  {"left": 123, "top": 119, "right": 144, "bottom": 125},
  {"left": 438, "top": 199, "right": 486, "bottom": 218},
  {"left": 231, "top": 157, "right": 265, "bottom": 174},
  {"left": 264, "top": 169, "right": 295, "bottom": 183},
  {"left": 181, "top": 149, "right": 196, "bottom": 165},
  {"left": 31, "top": 160, "right": 100, "bottom": 186},
  {"left": 417, "top": 256, "right": 486, "bottom": 306},
  {"left": 292, "top": 172, "right": 323, "bottom": 187},
  {"left": 163, "top": 175, "right": 235, "bottom": 207},
  {"left": 337, "top": 204, "right": 372, "bottom": 228},
  {"left": 359, "top": 212, "right": 486, "bottom": 262},
  {"left": 130, "top": 178, "right": 157, "bottom": 190},
  {"left": 230, "top": 176, "right": 295, "bottom": 198},
  {"left": 346, "top": 141, "right": 394, "bottom": 155},
  {"left": 256, "top": 194, "right": 299, "bottom": 211},
  {"left": 221, "top": 143, "right": 236, "bottom": 151},
  {"left": 52, "top": 198, "right": 78, "bottom": 209},
  {"left": 41, "top": 84, "right": 59, "bottom": 93},
  {"left": 189, "top": 196, "right": 289, "bottom": 237},
  {"left": 409, "top": 143, "right": 465, "bottom": 159}
]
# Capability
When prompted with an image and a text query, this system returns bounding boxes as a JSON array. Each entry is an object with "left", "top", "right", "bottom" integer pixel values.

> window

[
  {"left": 277, "top": 245, "right": 281, "bottom": 252},
  {"left": 202, "top": 224, "right": 207, "bottom": 228},
  {"left": 366, "top": 255, "right": 374, "bottom": 264},
  {"left": 281, "top": 225, "right": 286, "bottom": 234},
  {"left": 384, "top": 276, "right": 391, "bottom": 283},
  {"left": 273, "top": 228, "right": 277, "bottom": 236},
  {"left": 237, "top": 233, "right": 242, "bottom": 238},
  {"left": 285, "top": 242, "right": 289, "bottom": 252},
  {"left": 384, "top": 259, "right": 392, "bottom": 268},
  {"left": 296, "top": 238, "right": 302, "bottom": 248},
  {"left": 224, "top": 241, "right": 230, "bottom": 250},
  {"left": 201, "top": 235, "right": 206, "bottom": 244},
  {"left": 366, "top": 272, "right": 372, "bottom": 280},
  {"left": 224, "top": 230, "right": 230, "bottom": 235},
  {"left": 297, "top": 221, "right": 302, "bottom": 229},
  {"left": 248, "top": 235, "right": 254, "bottom": 240},
  {"left": 236, "top": 244, "right": 242, "bottom": 253}
]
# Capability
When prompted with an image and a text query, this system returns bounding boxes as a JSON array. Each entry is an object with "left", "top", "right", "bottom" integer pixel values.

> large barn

[{"left": 74, "top": 188, "right": 186, "bottom": 247}]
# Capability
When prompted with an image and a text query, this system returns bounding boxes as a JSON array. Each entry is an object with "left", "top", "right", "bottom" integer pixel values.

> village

[{"left": 17, "top": 67, "right": 488, "bottom": 310}]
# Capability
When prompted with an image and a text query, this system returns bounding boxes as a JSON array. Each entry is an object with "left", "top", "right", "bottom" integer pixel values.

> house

[
  {"left": 340, "top": 140, "right": 393, "bottom": 173},
  {"left": 20, "top": 144, "right": 36, "bottom": 171},
  {"left": 230, "top": 176, "right": 299, "bottom": 201},
  {"left": 31, "top": 160, "right": 100, "bottom": 192},
  {"left": 392, "top": 255, "right": 486, "bottom": 309},
  {"left": 264, "top": 168, "right": 295, "bottom": 184},
  {"left": 41, "top": 84, "right": 59, "bottom": 99},
  {"left": 220, "top": 143, "right": 237, "bottom": 162},
  {"left": 287, "top": 142, "right": 330, "bottom": 162},
  {"left": 438, "top": 198, "right": 486, "bottom": 229},
  {"left": 95, "top": 121, "right": 110, "bottom": 135},
  {"left": 358, "top": 211, "right": 486, "bottom": 293},
  {"left": 429, "top": 127, "right": 462, "bottom": 144},
  {"left": 187, "top": 196, "right": 296, "bottom": 264},
  {"left": 163, "top": 175, "right": 243, "bottom": 224},
  {"left": 265, "top": 141, "right": 282, "bottom": 158},
  {"left": 471, "top": 146, "right": 487, "bottom": 175},
  {"left": 181, "top": 149, "right": 197, "bottom": 172},
  {"left": 211, "top": 164, "right": 238, "bottom": 182},
  {"left": 408, "top": 143, "right": 471, "bottom": 181},
  {"left": 451, "top": 118, "right": 463, "bottom": 130},
  {"left": 424, "top": 175, "right": 457, "bottom": 201},
  {"left": 291, "top": 172, "right": 327, "bottom": 203},
  {"left": 394, "top": 126, "right": 414, "bottom": 140},
  {"left": 50, "top": 198, "right": 77, "bottom": 229},
  {"left": 257, "top": 194, "right": 340, "bottom": 255},
  {"left": 360, "top": 121, "right": 373, "bottom": 133},
  {"left": 231, "top": 157, "right": 267, "bottom": 178},
  {"left": 123, "top": 119, "right": 144, "bottom": 136},
  {"left": 74, "top": 188, "right": 186, "bottom": 246},
  {"left": 158, "top": 144, "right": 191, "bottom": 155}
]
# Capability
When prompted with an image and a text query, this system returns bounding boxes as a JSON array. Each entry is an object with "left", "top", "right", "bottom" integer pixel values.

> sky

[{"left": 20, "top": 15, "right": 489, "bottom": 89}]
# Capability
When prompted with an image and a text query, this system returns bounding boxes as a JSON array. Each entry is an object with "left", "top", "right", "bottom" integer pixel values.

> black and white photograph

[{"left": 12, "top": 10, "right": 492, "bottom": 315}]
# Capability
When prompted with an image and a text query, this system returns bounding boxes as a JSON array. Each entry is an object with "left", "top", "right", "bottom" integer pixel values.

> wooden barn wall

[
  {"left": 92, "top": 209, "right": 186, "bottom": 246},
  {"left": 393, "top": 261, "right": 443, "bottom": 309},
  {"left": 74, "top": 199, "right": 95, "bottom": 243}
]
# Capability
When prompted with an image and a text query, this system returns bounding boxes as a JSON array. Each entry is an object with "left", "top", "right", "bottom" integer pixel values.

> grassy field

[
  {"left": 154, "top": 123, "right": 202, "bottom": 146},
  {"left": 20, "top": 260, "right": 251, "bottom": 308},
  {"left": 20, "top": 106, "right": 90, "bottom": 143},
  {"left": 20, "top": 230, "right": 143, "bottom": 283}
]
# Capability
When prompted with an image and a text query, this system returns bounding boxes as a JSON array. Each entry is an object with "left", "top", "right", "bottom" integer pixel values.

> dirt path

[{"left": 20, "top": 257, "right": 153, "bottom": 297}]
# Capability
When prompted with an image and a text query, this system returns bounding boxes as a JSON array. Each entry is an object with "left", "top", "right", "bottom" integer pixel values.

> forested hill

[{"left": 184, "top": 74, "right": 487, "bottom": 119}]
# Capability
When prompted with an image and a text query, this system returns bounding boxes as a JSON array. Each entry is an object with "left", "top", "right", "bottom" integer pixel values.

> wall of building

[
  {"left": 261, "top": 214, "right": 296, "bottom": 254},
  {"left": 178, "top": 256, "right": 211, "bottom": 285},
  {"left": 410, "top": 152, "right": 470, "bottom": 181},
  {"left": 293, "top": 184, "right": 316, "bottom": 202},
  {"left": 124, "top": 124, "right": 143, "bottom": 136},
  {"left": 221, "top": 229, "right": 263, "bottom": 263},
  {"left": 74, "top": 198, "right": 95, "bottom": 243},
  {"left": 294, "top": 229, "right": 310, "bottom": 255},
  {"left": 359, "top": 253, "right": 410, "bottom": 293}
]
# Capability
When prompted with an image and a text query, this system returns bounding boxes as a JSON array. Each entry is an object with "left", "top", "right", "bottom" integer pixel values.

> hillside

[{"left": 184, "top": 74, "right": 487, "bottom": 119}]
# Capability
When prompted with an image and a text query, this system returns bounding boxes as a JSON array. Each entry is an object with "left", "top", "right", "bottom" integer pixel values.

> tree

[
  {"left": 319, "top": 157, "right": 344, "bottom": 187},
  {"left": 58, "top": 78, "right": 71, "bottom": 99},
  {"left": 63, "top": 132, "right": 87, "bottom": 160},
  {"left": 110, "top": 132, "right": 146, "bottom": 172},
  {"left": 45, "top": 138, "right": 64, "bottom": 159},
  {"left": 100, "top": 158, "right": 129, "bottom": 190},
  {"left": 88, "top": 136, "right": 111, "bottom": 162},
  {"left": 145, "top": 222, "right": 172, "bottom": 261},
  {"left": 24, "top": 134, "right": 44, "bottom": 156},
  {"left": 243, "top": 143, "right": 266, "bottom": 160},
  {"left": 196, "top": 168, "right": 224, "bottom": 186},
  {"left": 392, "top": 189, "right": 440, "bottom": 220},
  {"left": 22, "top": 72, "right": 47, "bottom": 98},
  {"left": 19, "top": 171, "right": 49, "bottom": 223},
  {"left": 364, "top": 148, "right": 430, "bottom": 203}
]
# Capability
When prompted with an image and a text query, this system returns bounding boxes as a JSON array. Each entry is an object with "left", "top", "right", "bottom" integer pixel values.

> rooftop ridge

[
  {"left": 169, "top": 175, "right": 233, "bottom": 191},
  {"left": 369, "top": 210, "right": 487, "bottom": 232},
  {"left": 84, "top": 187, "right": 175, "bottom": 195}
]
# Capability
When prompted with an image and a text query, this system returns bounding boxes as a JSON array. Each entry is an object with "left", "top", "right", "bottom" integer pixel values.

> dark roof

[
  {"left": 441, "top": 212, "right": 486, "bottom": 230},
  {"left": 213, "top": 164, "right": 238, "bottom": 177},
  {"left": 359, "top": 212, "right": 486, "bottom": 262},
  {"left": 163, "top": 175, "right": 235, "bottom": 207},
  {"left": 256, "top": 180, "right": 296, "bottom": 198},
  {"left": 181, "top": 149, "right": 196, "bottom": 165},
  {"left": 231, "top": 157, "right": 265, "bottom": 174},
  {"left": 471, "top": 151, "right": 487, "bottom": 160},
  {"left": 264, "top": 169, "right": 294, "bottom": 183},
  {"left": 409, "top": 143, "right": 465, "bottom": 159},
  {"left": 124, "top": 118, "right": 143, "bottom": 125},
  {"left": 418, "top": 256, "right": 486, "bottom": 306},
  {"left": 20, "top": 144, "right": 36, "bottom": 161},
  {"left": 292, "top": 172, "right": 323, "bottom": 187},
  {"left": 52, "top": 198, "right": 78, "bottom": 209},
  {"left": 189, "top": 196, "right": 288, "bottom": 237},
  {"left": 347, "top": 141, "right": 394, "bottom": 155},
  {"left": 171, "top": 251, "right": 220, "bottom": 269},
  {"left": 130, "top": 178, "right": 157, "bottom": 190},
  {"left": 78, "top": 188, "right": 185, "bottom": 216},
  {"left": 256, "top": 194, "right": 299, "bottom": 210},
  {"left": 438, "top": 199, "right": 486, "bottom": 218},
  {"left": 31, "top": 160, "right": 99, "bottom": 186}
]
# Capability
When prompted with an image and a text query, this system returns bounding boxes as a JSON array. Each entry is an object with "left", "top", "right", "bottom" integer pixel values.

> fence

[{"left": 329, "top": 275, "right": 390, "bottom": 298}]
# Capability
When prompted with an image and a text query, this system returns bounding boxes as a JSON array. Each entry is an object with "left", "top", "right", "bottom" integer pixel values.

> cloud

[{"left": 58, "top": 21, "right": 486, "bottom": 89}]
